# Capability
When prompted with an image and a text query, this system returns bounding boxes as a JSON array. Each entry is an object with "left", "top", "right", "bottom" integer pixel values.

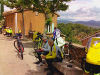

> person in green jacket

[
  {"left": 41, "top": 38, "right": 63, "bottom": 75},
  {"left": 9, "top": 28, "right": 13, "bottom": 37}
]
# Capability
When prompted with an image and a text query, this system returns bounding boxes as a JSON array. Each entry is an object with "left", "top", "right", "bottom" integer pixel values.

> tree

[
  {"left": 0, "top": 0, "right": 4, "bottom": 20},
  {"left": 32, "top": 0, "right": 71, "bottom": 35},
  {"left": 2, "top": 0, "right": 33, "bottom": 39},
  {"left": 2, "top": 0, "right": 72, "bottom": 37}
]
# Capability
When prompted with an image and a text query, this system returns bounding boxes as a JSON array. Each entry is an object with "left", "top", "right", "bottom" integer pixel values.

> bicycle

[
  {"left": 34, "top": 37, "right": 42, "bottom": 50},
  {"left": 64, "top": 42, "right": 76, "bottom": 63},
  {"left": 14, "top": 35, "right": 24, "bottom": 60},
  {"left": 80, "top": 55, "right": 93, "bottom": 75},
  {"left": 33, "top": 33, "right": 43, "bottom": 58}
]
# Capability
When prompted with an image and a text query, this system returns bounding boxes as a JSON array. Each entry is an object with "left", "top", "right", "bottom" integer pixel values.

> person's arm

[
  {"left": 46, "top": 46, "right": 59, "bottom": 59},
  {"left": 46, "top": 50, "right": 56, "bottom": 59},
  {"left": 42, "top": 42, "right": 50, "bottom": 52}
]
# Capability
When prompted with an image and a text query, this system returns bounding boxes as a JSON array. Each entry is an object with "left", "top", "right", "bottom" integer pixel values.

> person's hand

[
  {"left": 41, "top": 55, "right": 46, "bottom": 59},
  {"left": 39, "top": 47, "right": 43, "bottom": 50}
]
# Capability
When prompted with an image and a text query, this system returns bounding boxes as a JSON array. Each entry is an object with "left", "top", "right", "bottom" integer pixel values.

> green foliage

[
  {"left": 3, "top": 0, "right": 33, "bottom": 11},
  {"left": 58, "top": 23, "right": 100, "bottom": 45},
  {"left": 0, "top": 19, "right": 5, "bottom": 25},
  {"left": 0, "top": 0, "right": 4, "bottom": 20},
  {"left": 45, "top": 17, "right": 52, "bottom": 25},
  {"left": 32, "top": 0, "right": 71, "bottom": 16}
]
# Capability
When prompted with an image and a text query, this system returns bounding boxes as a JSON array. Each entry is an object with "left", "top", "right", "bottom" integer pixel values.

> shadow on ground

[
  {"left": 22, "top": 42, "right": 34, "bottom": 48},
  {"left": 25, "top": 66, "right": 47, "bottom": 75},
  {"left": 25, "top": 67, "right": 64, "bottom": 75}
]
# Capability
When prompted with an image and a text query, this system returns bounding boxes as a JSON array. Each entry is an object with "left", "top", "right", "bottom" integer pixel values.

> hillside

[
  {"left": 57, "top": 23, "right": 100, "bottom": 44},
  {"left": 57, "top": 20, "right": 100, "bottom": 28}
]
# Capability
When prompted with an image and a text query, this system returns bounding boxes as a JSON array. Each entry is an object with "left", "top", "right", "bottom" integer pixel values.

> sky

[
  {"left": 4, "top": 0, "right": 100, "bottom": 21},
  {"left": 57, "top": 0, "right": 100, "bottom": 21}
]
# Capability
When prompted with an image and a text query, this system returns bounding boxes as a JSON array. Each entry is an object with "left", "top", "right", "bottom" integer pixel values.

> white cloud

[
  {"left": 3, "top": 0, "right": 100, "bottom": 21},
  {"left": 57, "top": 0, "right": 100, "bottom": 21},
  {"left": 4, "top": 5, "right": 13, "bottom": 11}
]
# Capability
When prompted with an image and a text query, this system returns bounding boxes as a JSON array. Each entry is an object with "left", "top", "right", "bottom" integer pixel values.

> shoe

[
  {"left": 37, "top": 62, "right": 43, "bottom": 67},
  {"left": 47, "top": 72, "right": 54, "bottom": 75},
  {"left": 42, "top": 62, "right": 45, "bottom": 64},
  {"left": 34, "top": 61, "right": 40, "bottom": 64},
  {"left": 44, "top": 68, "right": 49, "bottom": 71}
]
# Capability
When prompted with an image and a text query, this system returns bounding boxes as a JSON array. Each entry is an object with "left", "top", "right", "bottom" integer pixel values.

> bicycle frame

[
  {"left": 34, "top": 34, "right": 43, "bottom": 50},
  {"left": 64, "top": 48, "right": 70, "bottom": 55},
  {"left": 64, "top": 42, "right": 76, "bottom": 62},
  {"left": 64, "top": 44, "right": 70, "bottom": 55}
]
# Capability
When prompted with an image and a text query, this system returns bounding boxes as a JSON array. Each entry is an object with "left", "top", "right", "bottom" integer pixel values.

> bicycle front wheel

[
  {"left": 14, "top": 41, "right": 18, "bottom": 51},
  {"left": 20, "top": 44, "right": 24, "bottom": 60}
]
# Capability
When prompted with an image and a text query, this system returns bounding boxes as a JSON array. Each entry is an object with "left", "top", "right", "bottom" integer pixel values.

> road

[
  {"left": 0, "top": 34, "right": 49, "bottom": 75},
  {"left": 0, "top": 34, "right": 63, "bottom": 75}
]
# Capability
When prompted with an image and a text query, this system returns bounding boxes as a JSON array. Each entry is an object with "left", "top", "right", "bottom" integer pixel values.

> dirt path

[{"left": 0, "top": 34, "right": 48, "bottom": 75}]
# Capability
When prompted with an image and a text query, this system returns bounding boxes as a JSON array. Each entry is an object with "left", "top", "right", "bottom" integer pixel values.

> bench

[{"left": 53, "top": 60, "right": 84, "bottom": 75}]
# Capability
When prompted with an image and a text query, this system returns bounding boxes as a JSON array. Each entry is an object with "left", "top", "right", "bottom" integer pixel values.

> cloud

[
  {"left": 4, "top": 5, "right": 13, "bottom": 11},
  {"left": 57, "top": 0, "right": 100, "bottom": 21},
  {"left": 89, "top": 6, "right": 100, "bottom": 13}
]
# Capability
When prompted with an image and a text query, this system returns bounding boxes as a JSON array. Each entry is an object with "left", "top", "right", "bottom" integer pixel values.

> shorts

[{"left": 85, "top": 62, "right": 100, "bottom": 74}]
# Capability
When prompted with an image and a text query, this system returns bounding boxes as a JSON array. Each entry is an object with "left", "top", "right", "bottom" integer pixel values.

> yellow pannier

[{"left": 86, "top": 37, "right": 100, "bottom": 65}]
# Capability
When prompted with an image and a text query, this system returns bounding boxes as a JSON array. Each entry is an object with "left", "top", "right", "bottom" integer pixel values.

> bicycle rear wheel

[
  {"left": 14, "top": 41, "right": 18, "bottom": 51},
  {"left": 81, "top": 57, "right": 86, "bottom": 71},
  {"left": 69, "top": 49, "right": 76, "bottom": 62},
  {"left": 34, "top": 42, "right": 38, "bottom": 50}
]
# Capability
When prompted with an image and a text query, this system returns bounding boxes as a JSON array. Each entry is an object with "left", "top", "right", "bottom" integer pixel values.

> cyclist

[
  {"left": 41, "top": 38, "right": 63, "bottom": 75},
  {"left": 15, "top": 29, "right": 22, "bottom": 38},
  {"left": 8, "top": 28, "right": 13, "bottom": 37},
  {"left": 84, "top": 37, "right": 100, "bottom": 75},
  {"left": 53, "top": 27, "right": 61, "bottom": 45},
  {"left": 6, "top": 27, "right": 10, "bottom": 36},
  {"left": 35, "top": 36, "right": 50, "bottom": 66}
]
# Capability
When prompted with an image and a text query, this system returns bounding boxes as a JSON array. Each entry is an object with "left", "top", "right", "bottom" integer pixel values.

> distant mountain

[{"left": 57, "top": 20, "right": 100, "bottom": 28}]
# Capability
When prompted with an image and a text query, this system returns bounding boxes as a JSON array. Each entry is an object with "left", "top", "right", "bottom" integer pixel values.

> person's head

[
  {"left": 42, "top": 36, "right": 47, "bottom": 43},
  {"left": 48, "top": 38, "right": 54, "bottom": 47},
  {"left": 54, "top": 27, "right": 56, "bottom": 30},
  {"left": 10, "top": 28, "right": 12, "bottom": 30},
  {"left": 6, "top": 27, "right": 9, "bottom": 29}
]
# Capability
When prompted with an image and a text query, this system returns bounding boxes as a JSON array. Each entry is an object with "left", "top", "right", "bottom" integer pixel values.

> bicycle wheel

[
  {"left": 69, "top": 49, "right": 76, "bottom": 62},
  {"left": 14, "top": 41, "right": 18, "bottom": 51},
  {"left": 38, "top": 42, "right": 41, "bottom": 49},
  {"left": 20, "top": 45, "right": 24, "bottom": 60},
  {"left": 81, "top": 57, "right": 86, "bottom": 71},
  {"left": 34, "top": 42, "right": 38, "bottom": 50}
]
